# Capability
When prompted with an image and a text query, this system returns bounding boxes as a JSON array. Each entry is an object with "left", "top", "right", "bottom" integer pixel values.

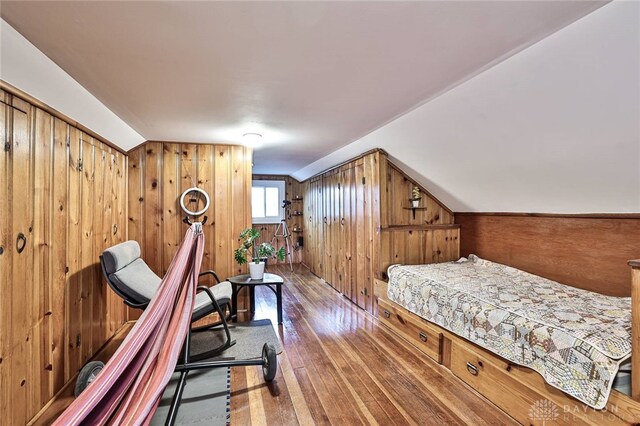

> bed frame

[{"left": 373, "top": 260, "right": 640, "bottom": 425}]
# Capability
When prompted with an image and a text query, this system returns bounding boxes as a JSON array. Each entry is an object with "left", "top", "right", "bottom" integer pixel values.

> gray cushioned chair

[{"left": 100, "top": 240, "right": 235, "bottom": 360}]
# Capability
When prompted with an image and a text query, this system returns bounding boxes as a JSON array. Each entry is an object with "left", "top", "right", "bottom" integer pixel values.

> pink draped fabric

[{"left": 53, "top": 225, "right": 205, "bottom": 426}]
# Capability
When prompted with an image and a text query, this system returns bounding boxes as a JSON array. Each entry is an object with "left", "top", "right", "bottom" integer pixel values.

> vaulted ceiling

[
  {"left": 1, "top": 1, "right": 606, "bottom": 173},
  {"left": 2, "top": 1, "right": 637, "bottom": 213},
  {"left": 293, "top": 1, "right": 639, "bottom": 213}
]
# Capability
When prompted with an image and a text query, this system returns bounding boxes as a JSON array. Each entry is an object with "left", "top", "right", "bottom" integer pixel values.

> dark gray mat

[
  {"left": 151, "top": 367, "right": 230, "bottom": 425},
  {"left": 191, "top": 319, "right": 283, "bottom": 360},
  {"left": 150, "top": 319, "right": 281, "bottom": 425}
]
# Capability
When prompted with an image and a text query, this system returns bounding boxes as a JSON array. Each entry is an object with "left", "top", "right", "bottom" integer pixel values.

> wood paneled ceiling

[{"left": 1, "top": 1, "right": 606, "bottom": 174}]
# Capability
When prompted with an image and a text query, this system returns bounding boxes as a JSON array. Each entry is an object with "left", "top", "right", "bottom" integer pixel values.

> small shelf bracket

[{"left": 402, "top": 206, "right": 428, "bottom": 220}]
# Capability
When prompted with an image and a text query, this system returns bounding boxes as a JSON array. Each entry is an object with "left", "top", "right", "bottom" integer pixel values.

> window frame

[{"left": 251, "top": 180, "right": 286, "bottom": 224}]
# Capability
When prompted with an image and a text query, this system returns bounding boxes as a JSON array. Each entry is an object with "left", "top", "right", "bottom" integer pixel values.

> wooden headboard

[{"left": 456, "top": 213, "right": 640, "bottom": 297}]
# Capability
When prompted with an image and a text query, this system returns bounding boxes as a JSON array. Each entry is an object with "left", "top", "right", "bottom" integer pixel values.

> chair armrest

[
  {"left": 199, "top": 270, "right": 221, "bottom": 284},
  {"left": 196, "top": 285, "right": 224, "bottom": 313},
  {"left": 124, "top": 300, "right": 149, "bottom": 310}
]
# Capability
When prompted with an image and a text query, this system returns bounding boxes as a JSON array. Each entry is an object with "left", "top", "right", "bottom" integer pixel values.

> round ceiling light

[{"left": 243, "top": 133, "right": 263, "bottom": 148}]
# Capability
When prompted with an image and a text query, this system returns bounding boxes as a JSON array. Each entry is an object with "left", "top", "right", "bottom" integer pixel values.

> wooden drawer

[
  {"left": 377, "top": 299, "right": 442, "bottom": 363},
  {"left": 449, "top": 338, "right": 630, "bottom": 426},
  {"left": 450, "top": 338, "right": 546, "bottom": 425}
]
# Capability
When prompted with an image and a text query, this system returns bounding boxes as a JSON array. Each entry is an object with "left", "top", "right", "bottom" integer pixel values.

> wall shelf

[{"left": 403, "top": 206, "right": 428, "bottom": 219}]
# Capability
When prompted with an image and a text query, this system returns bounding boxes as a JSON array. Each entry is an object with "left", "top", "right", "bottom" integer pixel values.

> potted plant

[
  {"left": 410, "top": 186, "right": 421, "bottom": 208},
  {"left": 234, "top": 228, "right": 285, "bottom": 280}
]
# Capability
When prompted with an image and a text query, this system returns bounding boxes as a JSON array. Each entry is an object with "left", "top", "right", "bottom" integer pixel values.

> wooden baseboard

[{"left": 27, "top": 322, "right": 135, "bottom": 426}]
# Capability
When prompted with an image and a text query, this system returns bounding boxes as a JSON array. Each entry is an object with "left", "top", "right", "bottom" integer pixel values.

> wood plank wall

[
  {"left": 127, "top": 142, "right": 253, "bottom": 319},
  {"left": 0, "top": 90, "right": 128, "bottom": 425},
  {"left": 301, "top": 150, "right": 460, "bottom": 314},
  {"left": 382, "top": 162, "right": 454, "bottom": 226},
  {"left": 378, "top": 159, "right": 460, "bottom": 280},
  {"left": 251, "top": 175, "right": 304, "bottom": 265},
  {"left": 456, "top": 213, "right": 640, "bottom": 297},
  {"left": 302, "top": 153, "right": 382, "bottom": 313}
]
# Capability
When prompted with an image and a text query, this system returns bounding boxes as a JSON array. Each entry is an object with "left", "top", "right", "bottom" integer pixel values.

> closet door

[
  {"left": 362, "top": 156, "right": 376, "bottom": 313},
  {"left": 322, "top": 174, "right": 332, "bottom": 287},
  {"left": 79, "top": 136, "right": 96, "bottom": 364},
  {"left": 353, "top": 161, "right": 367, "bottom": 309},
  {"left": 334, "top": 171, "right": 344, "bottom": 294},
  {"left": 340, "top": 166, "right": 353, "bottom": 301},
  {"left": 0, "top": 93, "right": 9, "bottom": 422},
  {"left": 329, "top": 172, "right": 338, "bottom": 290},
  {"left": 66, "top": 126, "right": 83, "bottom": 378},
  {"left": 6, "top": 96, "right": 33, "bottom": 425},
  {"left": 304, "top": 178, "right": 315, "bottom": 275},
  {"left": 303, "top": 180, "right": 312, "bottom": 271},
  {"left": 310, "top": 176, "right": 323, "bottom": 277}
]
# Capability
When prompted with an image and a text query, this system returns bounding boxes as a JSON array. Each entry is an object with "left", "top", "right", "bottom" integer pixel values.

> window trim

[{"left": 252, "top": 180, "right": 286, "bottom": 224}]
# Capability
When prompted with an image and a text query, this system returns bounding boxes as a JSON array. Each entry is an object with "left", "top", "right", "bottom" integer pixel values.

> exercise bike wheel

[
  {"left": 74, "top": 361, "right": 105, "bottom": 397},
  {"left": 261, "top": 343, "right": 277, "bottom": 382}
]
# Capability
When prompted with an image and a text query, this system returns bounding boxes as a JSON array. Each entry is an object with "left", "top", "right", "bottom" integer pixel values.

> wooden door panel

[
  {"left": 9, "top": 100, "right": 32, "bottom": 424},
  {"left": 354, "top": 162, "right": 366, "bottom": 309},
  {"left": 80, "top": 138, "right": 95, "bottom": 364},
  {"left": 323, "top": 175, "right": 332, "bottom": 287},
  {"left": 66, "top": 127, "right": 83, "bottom": 377},
  {"left": 336, "top": 171, "right": 344, "bottom": 295},
  {"left": 341, "top": 167, "right": 354, "bottom": 301},
  {"left": 0, "top": 95, "right": 10, "bottom": 422},
  {"left": 315, "top": 177, "right": 323, "bottom": 277}
]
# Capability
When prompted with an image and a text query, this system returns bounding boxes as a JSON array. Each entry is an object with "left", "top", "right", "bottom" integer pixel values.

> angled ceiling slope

[
  {"left": 293, "top": 1, "right": 640, "bottom": 214},
  {"left": 1, "top": 0, "right": 605, "bottom": 173},
  {"left": 0, "top": 19, "right": 144, "bottom": 150}
]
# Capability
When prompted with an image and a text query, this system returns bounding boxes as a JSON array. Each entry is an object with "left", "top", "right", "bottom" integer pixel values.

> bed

[{"left": 386, "top": 255, "right": 632, "bottom": 410}]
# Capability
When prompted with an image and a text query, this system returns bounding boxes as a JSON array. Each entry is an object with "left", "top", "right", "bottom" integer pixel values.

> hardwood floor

[
  {"left": 231, "top": 265, "right": 516, "bottom": 425},
  {"left": 30, "top": 264, "right": 515, "bottom": 425}
]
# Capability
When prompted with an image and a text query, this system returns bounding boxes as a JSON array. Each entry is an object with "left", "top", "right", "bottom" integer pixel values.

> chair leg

[
  {"left": 189, "top": 302, "right": 236, "bottom": 362},
  {"left": 191, "top": 302, "right": 235, "bottom": 332}
]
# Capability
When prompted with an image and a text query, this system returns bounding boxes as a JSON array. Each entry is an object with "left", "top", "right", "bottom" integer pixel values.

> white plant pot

[
  {"left": 411, "top": 200, "right": 420, "bottom": 208},
  {"left": 249, "top": 261, "right": 266, "bottom": 280}
]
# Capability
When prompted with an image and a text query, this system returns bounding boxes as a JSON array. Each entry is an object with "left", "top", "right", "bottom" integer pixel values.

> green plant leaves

[{"left": 235, "top": 227, "right": 285, "bottom": 265}]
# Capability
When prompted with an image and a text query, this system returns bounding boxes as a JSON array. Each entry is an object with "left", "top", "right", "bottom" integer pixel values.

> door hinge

[
  {"left": 362, "top": 177, "right": 366, "bottom": 185},
  {"left": 76, "top": 334, "right": 81, "bottom": 347},
  {"left": 4, "top": 142, "right": 10, "bottom": 152},
  {"left": 338, "top": 182, "right": 341, "bottom": 190},
  {"left": 363, "top": 287, "right": 368, "bottom": 296},
  {"left": 66, "top": 135, "right": 70, "bottom": 147},
  {"left": 77, "top": 159, "right": 83, "bottom": 172}
]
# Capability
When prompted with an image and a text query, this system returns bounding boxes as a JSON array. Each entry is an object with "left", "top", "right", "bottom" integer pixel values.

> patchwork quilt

[{"left": 387, "top": 255, "right": 632, "bottom": 409}]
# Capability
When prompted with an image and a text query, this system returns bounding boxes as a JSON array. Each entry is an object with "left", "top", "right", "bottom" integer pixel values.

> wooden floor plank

[
  {"left": 35, "top": 264, "right": 515, "bottom": 425},
  {"left": 229, "top": 361, "right": 251, "bottom": 426},
  {"left": 231, "top": 264, "right": 516, "bottom": 425}
]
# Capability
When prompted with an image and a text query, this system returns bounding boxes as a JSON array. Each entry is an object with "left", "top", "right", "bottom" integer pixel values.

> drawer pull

[
  {"left": 418, "top": 332, "right": 428, "bottom": 342},
  {"left": 466, "top": 362, "right": 479, "bottom": 376},
  {"left": 383, "top": 310, "right": 390, "bottom": 318}
]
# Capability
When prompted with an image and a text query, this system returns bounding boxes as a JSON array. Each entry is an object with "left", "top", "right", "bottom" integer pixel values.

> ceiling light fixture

[{"left": 243, "top": 132, "right": 263, "bottom": 148}]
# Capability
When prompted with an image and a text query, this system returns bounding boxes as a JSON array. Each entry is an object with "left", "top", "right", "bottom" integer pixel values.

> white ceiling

[
  {"left": 1, "top": 1, "right": 606, "bottom": 174},
  {"left": 0, "top": 20, "right": 145, "bottom": 149},
  {"left": 294, "top": 1, "right": 640, "bottom": 213}
]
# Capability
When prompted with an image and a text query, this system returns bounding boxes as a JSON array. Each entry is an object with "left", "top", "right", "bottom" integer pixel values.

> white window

[{"left": 252, "top": 180, "right": 285, "bottom": 224}]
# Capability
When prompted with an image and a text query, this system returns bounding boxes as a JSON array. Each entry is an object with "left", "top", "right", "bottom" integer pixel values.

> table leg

[
  {"left": 277, "top": 283, "right": 282, "bottom": 325},
  {"left": 231, "top": 284, "right": 238, "bottom": 323},
  {"left": 250, "top": 286, "right": 256, "bottom": 318}
]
